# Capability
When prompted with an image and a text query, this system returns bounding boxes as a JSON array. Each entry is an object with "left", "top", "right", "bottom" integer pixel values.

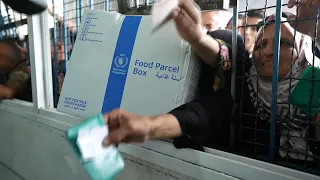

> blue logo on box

[
  {"left": 111, "top": 54, "right": 129, "bottom": 75},
  {"left": 114, "top": 54, "right": 129, "bottom": 68}
]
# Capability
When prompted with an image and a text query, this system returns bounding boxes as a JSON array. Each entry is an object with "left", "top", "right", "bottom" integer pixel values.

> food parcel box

[{"left": 57, "top": 9, "right": 201, "bottom": 118}]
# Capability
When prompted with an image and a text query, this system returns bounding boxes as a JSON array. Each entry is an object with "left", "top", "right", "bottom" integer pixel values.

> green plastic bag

[
  {"left": 289, "top": 66, "right": 320, "bottom": 117},
  {"left": 67, "top": 113, "right": 125, "bottom": 180}
]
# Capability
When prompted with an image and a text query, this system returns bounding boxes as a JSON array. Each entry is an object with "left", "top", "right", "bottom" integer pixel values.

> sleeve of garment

[
  {"left": 208, "top": 30, "right": 250, "bottom": 74},
  {"left": 169, "top": 30, "right": 247, "bottom": 150},
  {"left": 170, "top": 89, "right": 234, "bottom": 150}
]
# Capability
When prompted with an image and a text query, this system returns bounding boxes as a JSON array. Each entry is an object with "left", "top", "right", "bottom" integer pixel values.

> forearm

[
  {"left": 0, "top": 85, "right": 15, "bottom": 99},
  {"left": 148, "top": 114, "right": 182, "bottom": 140},
  {"left": 190, "top": 34, "right": 220, "bottom": 67}
]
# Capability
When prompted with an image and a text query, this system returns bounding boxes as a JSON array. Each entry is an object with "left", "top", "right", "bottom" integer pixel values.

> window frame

[
  {"left": 0, "top": 3, "right": 315, "bottom": 180},
  {"left": 28, "top": 11, "right": 54, "bottom": 111}
]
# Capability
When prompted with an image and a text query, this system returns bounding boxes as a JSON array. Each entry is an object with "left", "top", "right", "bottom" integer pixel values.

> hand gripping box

[{"left": 57, "top": 9, "right": 201, "bottom": 118}]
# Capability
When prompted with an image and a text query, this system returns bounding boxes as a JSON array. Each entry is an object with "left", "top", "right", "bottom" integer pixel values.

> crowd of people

[
  {"left": 0, "top": 0, "right": 320, "bottom": 172},
  {"left": 0, "top": 9, "right": 76, "bottom": 104}
]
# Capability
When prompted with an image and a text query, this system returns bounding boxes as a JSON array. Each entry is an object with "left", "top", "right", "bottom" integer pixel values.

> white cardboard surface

[{"left": 57, "top": 10, "right": 200, "bottom": 118}]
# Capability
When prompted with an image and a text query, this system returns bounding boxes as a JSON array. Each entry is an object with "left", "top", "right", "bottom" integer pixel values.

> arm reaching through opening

[{"left": 102, "top": 109, "right": 182, "bottom": 146}]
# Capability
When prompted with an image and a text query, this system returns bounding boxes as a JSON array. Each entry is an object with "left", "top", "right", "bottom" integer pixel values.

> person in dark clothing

[
  {"left": 99, "top": 0, "right": 248, "bottom": 150},
  {"left": 171, "top": 29, "right": 247, "bottom": 152}
]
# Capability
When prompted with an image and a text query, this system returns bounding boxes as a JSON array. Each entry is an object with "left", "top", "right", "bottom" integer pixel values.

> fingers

[
  {"left": 102, "top": 127, "right": 127, "bottom": 146},
  {"left": 312, "top": 0, "right": 320, "bottom": 6},
  {"left": 288, "top": 0, "right": 309, "bottom": 8},
  {"left": 288, "top": 0, "right": 297, "bottom": 8},
  {"left": 173, "top": 7, "right": 189, "bottom": 25},
  {"left": 170, "top": 7, "right": 181, "bottom": 20},
  {"left": 103, "top": 108, "right": 121, "bottom": 124},
  {"left": 170, "top": 0, "right": 200, "bottom": 23},
  {"left": 179, "top": 0, "right": 200, "bottom": 23},
  {"left": 288, "top": 0, "right": 319, "bottom": 8},
  {"left": 102, "top": 109, "right": 131, "bottom": 146}
]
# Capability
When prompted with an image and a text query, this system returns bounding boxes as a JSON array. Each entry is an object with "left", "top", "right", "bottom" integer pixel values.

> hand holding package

[{"left": 67, "top": 113, "right": 124, "bottom": 180}]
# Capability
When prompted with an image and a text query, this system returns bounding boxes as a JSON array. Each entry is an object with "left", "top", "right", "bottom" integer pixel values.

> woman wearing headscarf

[
  {"left": 101, "top": 0, "right": 320, "bottom": 167},
  {"left": 239, "top": 14, "right": 320, "bottom": 165}
]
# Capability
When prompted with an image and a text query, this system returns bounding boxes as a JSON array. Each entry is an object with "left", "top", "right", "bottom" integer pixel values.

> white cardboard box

[{"left": 57, "top": 9, "right": 201, "bottom": 118}]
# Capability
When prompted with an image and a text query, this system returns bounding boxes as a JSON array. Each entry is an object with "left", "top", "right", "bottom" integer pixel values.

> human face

[
  {"left": 51, "top": 41, "right": 66, "bottom": 63},
  {"left": 253, "top": 24, "right": 298, "bottom": 78},
  {"left": 243, "top": 17, "right": 262, "bottom": 55},
  {"left": 0, "top": 44, "right": 16, "bottom": 75},
  {"left": 202, "top": 11, "right": 221, "bottom": 33},
  {"left": 237, "top": 19, "right": 245, "bottom": 37},
  {"left": 226, "top": 20, "right": 232, "bottom": 30},
  {"left": 226, "top": 18, "right": 245, "bottom": 36}
]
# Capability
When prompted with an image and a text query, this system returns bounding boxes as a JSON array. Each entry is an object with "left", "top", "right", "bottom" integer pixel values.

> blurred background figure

[
  {"left": 202, "top": 10, "right": 232, "bottom": 33},
  {"left": 0, "top": 38, "right": 31, "bottom": 101},
  {"left": 226, "top": 9, "right": 264, "bottom": 56},
  {"left": 241, "top": 9, "right": 264, "bottom": 56},
  {"left": 226, "top": 14, "right": 245, "bottom": 33},
  {"left": 48, "top": 7, "right": 77, "bottom": 98}
]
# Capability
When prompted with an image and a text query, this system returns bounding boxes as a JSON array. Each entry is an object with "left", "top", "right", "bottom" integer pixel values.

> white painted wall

[
  {"left": 0, "top": 100, "right": 319, "bottom": 180},
  {"left": 0, "top": 101, "right": 236, "bottom": 180},
  {"left": 0, "top": 109, "right": 196, "bottom": 180},
  {"left": 0, "top": 108, "right": 197, "bottom": 180}
]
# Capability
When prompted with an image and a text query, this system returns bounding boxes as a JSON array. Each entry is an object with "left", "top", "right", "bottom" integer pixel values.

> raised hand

[{"left": 287, "top": 0, "right": 320, "bottom": 37}]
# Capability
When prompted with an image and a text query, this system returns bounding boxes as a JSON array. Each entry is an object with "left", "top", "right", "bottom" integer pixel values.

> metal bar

[
  {"left": 230, "top": 1, "right": 239, "bottom": 149},
  {"left": 269, "top": 0, "right": 283, "bottom": 161},
  {"left": 27, "top": 10, "right": 54, "bottom": 111},
  {"left": 105, "top": 0, "right": 110, "bottom": 11},
  {"left": 286, "top": 0, "right": 300, "bottom": 162},
  {"left": 254, "top": 0, "right": 269, "bottom": 154},
  {"left": 231, "top": 3, "right": 238, "bottom": 101},
  {"left": 238, "top": 3, "right": 287, "bottom": 14},
  {"left": 89, "top": 0, "right": 94, "bottom": 9},
  {"left": 13, "top": 12, "right": 22, "bottom": 36},
  {"left": 63, "top": 0, "right": 68, "bottom": 68},
  {"left": 306, "top": 7, "right": 319, "bottom": 161},
  {"left": 52, "top": 0, "right": 59, "bottom": 107},
  {"left": 76, "top": 0, "right": 81, "bottom": 31},
  {"left": 4, "top": 4, "right": 15, "bottom": 36},
  {"left": 0, "top": 3, "right": 4, "bottom": 38},
  {"left": 79, "top": 0, "right": 83, "bottom": 23}
]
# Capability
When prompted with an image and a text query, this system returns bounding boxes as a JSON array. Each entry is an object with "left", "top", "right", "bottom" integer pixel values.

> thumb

[
  {"left": 102, "top": 127, "right": 127, "bottom": 147},
  {"left": 170, "top": 7, "right": 181, "bottom": 21}
]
